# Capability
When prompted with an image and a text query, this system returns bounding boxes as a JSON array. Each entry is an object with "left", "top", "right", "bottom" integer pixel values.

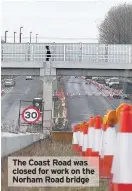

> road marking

[
  {"left": 25, "top": 84, "right": 32, "bottom": 94},
  {"left": 7, "top": 87, "right": 13, "bottom": 93},
  {"left": 1, "top": 87, "right": 14, "bottom": 97},
  {"left": 25, "top": 88, "right": 30, "bottom": 94}
]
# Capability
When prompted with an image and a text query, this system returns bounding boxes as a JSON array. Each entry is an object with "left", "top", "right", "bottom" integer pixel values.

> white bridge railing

[{"left": 1, "top": 43, "right": 132, "bottom": 63}]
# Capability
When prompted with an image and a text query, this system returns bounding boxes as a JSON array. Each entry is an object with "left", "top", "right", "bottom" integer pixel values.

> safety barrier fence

[
  {"left": 65, "top": 78, "right": 124, "bottom": 100},
  {"left": 1, "top": 43, "right": 132, "bottom": 63},
  {"left": 86, "top": 78, "right": 123, "bottom": 98},
  {"left": 71, "top": 103, "right": 132, "bottom": 190}
]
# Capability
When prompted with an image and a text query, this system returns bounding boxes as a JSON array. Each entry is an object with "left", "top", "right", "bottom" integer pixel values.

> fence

[{"left": 1, "top": 43, "right": 132, "bottom": 63}]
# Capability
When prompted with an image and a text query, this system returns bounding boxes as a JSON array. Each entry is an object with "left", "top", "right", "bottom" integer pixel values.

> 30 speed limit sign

[{"left": 22, "top": 106, "right": 41, "bottom": 124}]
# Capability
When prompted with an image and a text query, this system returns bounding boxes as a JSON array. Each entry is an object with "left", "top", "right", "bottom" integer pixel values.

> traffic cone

[
  {"left": 72, "top": 124, "right": 79, "bottom": 153},
  {"left": 110, "top": 105, "right": 132, "bottom": 191},
  {"left": 109, "top": 123, "right": 123, "bottom": 191},
  {"left": 101, "top": 124, "right": 117, "bottom": 179},
  {"left": 78, "top": 122, "right": 87, "bottom": 154},
  {"left": 109, "top": 104, "right": 130, "bottom": 190},
  {"left": 99, "top": 122, "right": 108, "bottom": 178},
  {"left": 77, "top": 123, "right": 81, "bottom": 153},
  {"left": 89, "top": 116, "right": 102, "bottom": 169},
  {"left": 101, "top": 110, "right": 117, "bottom": 179},
  {"left": 81, "top": 123, "right": 89, "bottom": 156},
  {"left": 92, "top": 115, "right": 102, "bottom": 157},
  {"left": 85, "top": 117, "right": 95, "bottom": 156}
]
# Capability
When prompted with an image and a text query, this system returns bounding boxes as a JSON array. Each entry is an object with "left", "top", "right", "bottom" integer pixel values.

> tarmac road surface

[{"left": 1, "top": 76, "right": 43, "bottom": 129}]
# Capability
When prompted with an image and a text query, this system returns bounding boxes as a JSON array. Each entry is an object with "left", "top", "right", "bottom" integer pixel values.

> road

[
  {"left": 1, "top": 76, "right": 43, "bottom": 130},
  {"left": 1, "top": 76, "right": 131, "bottom": 130},
  {"left": 64, "top": 77, "right": 131, "bottom": 127}
]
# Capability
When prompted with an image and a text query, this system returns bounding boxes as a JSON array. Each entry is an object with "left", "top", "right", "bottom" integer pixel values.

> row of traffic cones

[{"left": 72, "top": 103, "right": 132, "bottom": 191}]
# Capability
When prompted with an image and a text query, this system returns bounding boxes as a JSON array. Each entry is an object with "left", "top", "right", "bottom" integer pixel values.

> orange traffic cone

[
  {"left": 92, "top": 115, "right": 102, "bottom": 157},
  {"left": 111, "top": 105, "right": 132, "bottom": 191},
  {"left": 78, "top": 122, "right": 87, "bottom": 154},
  {"left": 109, "top": 123, "right": 124, "bottom": 191},
  {"left": 85, "top": 117, "right": 95, "bottom": 156},
  {"left": 77, "top": 123, "right": 82, "bottom": 153},
  {"left": 99, "top": 122, "right": 108, "bottom": 178},
  {"left": 89, "top": 116, "right": 102, "bottom": 169},
  {"left": 101, "top": 123, "right": 117, "bottom": 179},
  {"left": 76, "top": 124, "right": 80, "bottom": 153},
  {"left": 81, "top": 123, "right": 89, "bottom": 156},
  {"left": 100, "top": 110, "right": 117, "bottom": 179},
  {"left": 72, "top": 124, "right": 79, "bottom": 153}
]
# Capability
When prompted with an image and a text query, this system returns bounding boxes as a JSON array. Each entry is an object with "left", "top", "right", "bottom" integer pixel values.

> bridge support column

[
  {"left": 42, "top": 76, "right": 54, "bottom": 132},
  {"left": 40, "top": 62, "right": 56, "bottom": 76}
]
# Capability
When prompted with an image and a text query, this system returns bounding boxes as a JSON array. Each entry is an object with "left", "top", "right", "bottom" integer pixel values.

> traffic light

[{"left": 33, "top": 98, "right": 43, "bottom": 112}]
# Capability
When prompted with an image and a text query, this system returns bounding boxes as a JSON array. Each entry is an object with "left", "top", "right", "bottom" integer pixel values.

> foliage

[{"left": 99, "top": 3, "right": 132, "bottom": 44}]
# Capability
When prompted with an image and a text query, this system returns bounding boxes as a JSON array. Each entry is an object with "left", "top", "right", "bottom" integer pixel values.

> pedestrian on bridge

[{"left": 45, "top": 45, "right": 51, "bottom": 61}]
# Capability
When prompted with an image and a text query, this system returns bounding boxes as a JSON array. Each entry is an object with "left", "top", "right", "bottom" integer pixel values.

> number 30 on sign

[{"left": 22, "top": 106, "right": 41, "bottom": 124}]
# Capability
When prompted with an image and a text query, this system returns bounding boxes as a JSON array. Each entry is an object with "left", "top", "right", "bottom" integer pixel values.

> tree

[{"left": 98, "top": 3, "right": 132, "bottom": 44}]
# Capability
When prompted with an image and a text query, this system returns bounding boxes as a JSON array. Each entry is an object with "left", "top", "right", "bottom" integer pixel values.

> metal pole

[
  {"left": 79, "top": 42, "right": 82, "bottom": 62},
  {"left": 5, "top": 31, "right": 8, "bottom": 43},
  {"left": 14, "top": 32, "right": 16, "bottom": 43},
  {"left": 36, "top": 34, "right": 38, "bottom": 43},
  {"left": 30, "top": 32, "right": 32, "bottom": 43},
  {"left": 20, "top": 27, "right": 23, "bottom": 43}
]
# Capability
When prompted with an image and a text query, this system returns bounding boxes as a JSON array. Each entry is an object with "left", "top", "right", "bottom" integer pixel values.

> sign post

[{"left": 22, "top": 106, "right": 41, "bottom": 124}]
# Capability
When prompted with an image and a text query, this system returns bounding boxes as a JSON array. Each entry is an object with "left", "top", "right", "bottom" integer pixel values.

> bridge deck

[{"left": 1, "top": 43, "right": 132, "bottom": 77}]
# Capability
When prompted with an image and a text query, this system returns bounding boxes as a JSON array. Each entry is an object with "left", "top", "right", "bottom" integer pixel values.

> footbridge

[{"left": 1, "top": 43, "right": 132, "bottom": 77}]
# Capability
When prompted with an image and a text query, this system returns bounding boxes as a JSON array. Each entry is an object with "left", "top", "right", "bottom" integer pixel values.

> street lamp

[
  {"left": 5, "top": 31, "right": 8, "bottom": 43},
  {"left": 30, "top": 32, "right": 32, "bottom": 43},
  {"left": 14, "top": 32, "right": 16, "bottom": 43},
  {"left": 36, "top": 34, "right": 38, "bottom": 43},
  {"left": 20, "top": 27, "right": 23, "bottom": 43}
]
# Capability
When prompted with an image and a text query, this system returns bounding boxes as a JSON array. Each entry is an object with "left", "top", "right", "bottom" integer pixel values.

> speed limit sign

[{"left": 22, "top": 106, "right": 41, "bottom": 124}]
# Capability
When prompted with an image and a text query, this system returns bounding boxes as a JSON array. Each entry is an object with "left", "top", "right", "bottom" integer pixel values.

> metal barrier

[{"left": 1, "top": 43, "right": 132, "bottom": 63}]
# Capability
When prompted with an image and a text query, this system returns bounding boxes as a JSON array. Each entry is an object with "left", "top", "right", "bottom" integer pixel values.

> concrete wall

[
  {"left": 52, "top": 61, "right": 132, "bottom": 69},
  {"left": 1, "top": 133, "right": 45, "bottom": 157},
  {"left": 56, "top": 68, "right": 132, "bottom": 77},
  {"left": 1, "top": 61, "right": 132, "bottom": 77}
]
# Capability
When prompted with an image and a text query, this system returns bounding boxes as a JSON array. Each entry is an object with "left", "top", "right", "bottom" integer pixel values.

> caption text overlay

[{"left": 8, "top": 156, "right": 99, "bottom": 187}]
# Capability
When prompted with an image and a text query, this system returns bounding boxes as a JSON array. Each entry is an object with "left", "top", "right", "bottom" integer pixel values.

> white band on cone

[
  {"left": 103, "top": 127, "right": 117, "bottom": 155},
  {"left": 72, "top": 132, "right": 79, "bottom": 144},
  {"left": 99, "top": 130, "right": 105, "bottom": 158},
  {"left": 92, "top": 129, "right": 102, "bottom": 152},
  {"left": 88, "top": 127, "right": 94, "bottom": 148},
  {"left": 113, "top": 133, "right": 132, "bottom": 183},
  {"left": 79, "top": 132, "right": 84, "bottom": 147},
  {"left": 82, "top": 133, "right": 89, "bottom": 152}
]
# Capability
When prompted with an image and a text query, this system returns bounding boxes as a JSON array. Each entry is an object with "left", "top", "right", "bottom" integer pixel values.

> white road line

[
  {"left": 7, "top": 87, "right": 13, "bottom": 93},
  {"left": 25, "top": 84, "right": 32, "bottom": 94},
  {"left": 2, "top": 87, "right": 13, "bottom": 97}
]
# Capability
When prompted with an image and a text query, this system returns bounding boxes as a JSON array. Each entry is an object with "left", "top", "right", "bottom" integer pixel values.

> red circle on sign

[{"left": 22, "top": 106, "right": 41, "bottom": 124}]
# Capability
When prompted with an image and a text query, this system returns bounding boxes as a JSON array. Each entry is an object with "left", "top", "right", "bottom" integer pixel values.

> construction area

[{"left": 1, "top": 76, "right": 132, "bottom": 191}]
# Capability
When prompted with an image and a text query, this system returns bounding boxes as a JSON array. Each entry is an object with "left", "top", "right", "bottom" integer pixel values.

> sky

[{"left": 1, "top": 0, "right": 132, "bottom": 43}]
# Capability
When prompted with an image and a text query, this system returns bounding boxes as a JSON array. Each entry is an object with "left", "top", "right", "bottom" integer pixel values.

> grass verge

[{"left": 1, "top": 139, "right": 109, "bottom": 191}]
